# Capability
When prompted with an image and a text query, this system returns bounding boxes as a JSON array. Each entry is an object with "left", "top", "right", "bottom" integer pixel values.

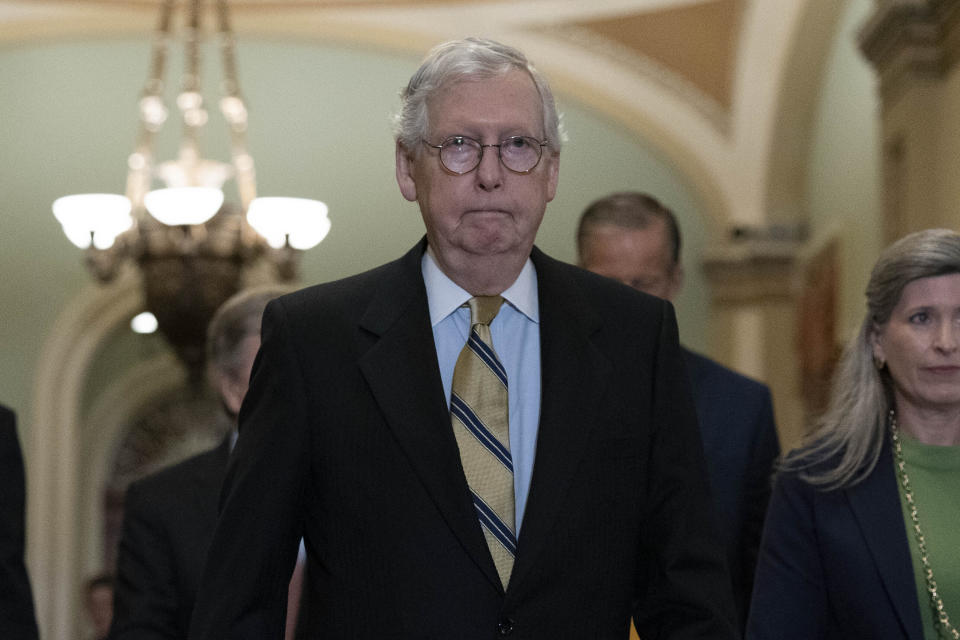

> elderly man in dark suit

[
  {"left": 189, "top": 38, "right": 737, "bottom": 640},
  {"left": 109, "top": 285, "right": 296, "bottom": 639},
  {"left": 577, "top": 191, "right": 780, "bottom": 629},
  {"left": 0, "top": 403, "right": 40, "bottom": 640}
]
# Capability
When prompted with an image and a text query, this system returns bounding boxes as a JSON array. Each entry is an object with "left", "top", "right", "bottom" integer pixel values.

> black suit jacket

[
  {"left": 189, "top": 241, "right": 738, "bottom": 639},
  {"left": 0, "top": 404, "right": 40, "bottom": 640},
  {"left": 110, "top": 435, "right": 231, "bottom": 639},
  {"left": 747, "top": 439, "right": 923, "bottom": 639},
  {"left": 684, "top": 350, "right": 779, "bottom": 626}
]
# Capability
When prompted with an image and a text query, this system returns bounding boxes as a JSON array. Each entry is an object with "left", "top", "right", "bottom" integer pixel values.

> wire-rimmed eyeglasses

[{"left": 422, "top": 135, "right": 549, "bottom": 175}]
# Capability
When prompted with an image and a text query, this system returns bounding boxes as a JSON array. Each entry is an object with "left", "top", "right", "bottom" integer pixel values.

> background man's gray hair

[
  {"left": 206, "top": 284, "right": 291, "bottom": 382},
  {"left": 577, "top": 191, "right": 682, "bottom": 265},
  {"left": 393, "top": 37, "right": 564, "bottom": 154}
]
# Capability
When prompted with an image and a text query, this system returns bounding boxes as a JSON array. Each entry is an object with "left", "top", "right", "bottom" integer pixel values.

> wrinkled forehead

[{"left": 427, "top": 70, "right": 544, "bottom": 120}]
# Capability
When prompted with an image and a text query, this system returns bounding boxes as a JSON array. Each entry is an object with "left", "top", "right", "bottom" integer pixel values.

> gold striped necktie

[{"left": 450, "top": 295, "right": 516, "bottom": 588}]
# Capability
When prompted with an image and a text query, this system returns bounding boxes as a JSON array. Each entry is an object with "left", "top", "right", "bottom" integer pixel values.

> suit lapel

[
  {"left": 508, "top": 248, "right": 611, "bottom": 592},
  {"left": 845, "top": 441, "right": 924, "bottom": 640},
  {"left": 357, "top": 241, "right": 502, "bottom": 590}
]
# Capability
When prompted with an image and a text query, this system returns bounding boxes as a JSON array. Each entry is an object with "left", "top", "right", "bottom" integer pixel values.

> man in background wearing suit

[
  {"left": 109, "top": 285, "right": 301, "bottom": 639},
  {"left": 577, "top": 191, "right": 780, "bottom": 628},
  {"left": 0, "top": 403, "right": 40, "bottom": 640},
  {"left": 189, "top": 38, "right": 737, "bottom": 639}
]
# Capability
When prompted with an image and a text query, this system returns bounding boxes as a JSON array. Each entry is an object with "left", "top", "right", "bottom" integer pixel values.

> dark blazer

[
  {"left": 0, "top": 404, "right": 40, "bottom": 640},
  {"left": 684, "top": 350, "right": 779, "bottom": 626},
  {"left": 110, "top": 435, "right": 232, "bottom": 639},
  {"left": 189, "top": 241, "right": 738, "bottom": 640},
  {"left": 747, "top": 439, "right": 923, "bottom": 639}
]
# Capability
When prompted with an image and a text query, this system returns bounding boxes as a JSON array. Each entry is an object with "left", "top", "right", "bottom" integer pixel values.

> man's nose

[{"left": 475, "top": 145, "right": 504, "bottom": 191}]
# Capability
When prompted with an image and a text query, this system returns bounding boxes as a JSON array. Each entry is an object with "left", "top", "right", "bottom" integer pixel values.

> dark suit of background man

[
  {"left": 0, "top": 403, "right": 40, "bottom": 640},
  {"left": 189, "top": 37, "right": 738, "bottom": 640},
  {"left": 577, "top": 191, "right": 781, "bottom": 629},
  {"left": 109, "top": 285, "right": 305, "bottom": 640}
]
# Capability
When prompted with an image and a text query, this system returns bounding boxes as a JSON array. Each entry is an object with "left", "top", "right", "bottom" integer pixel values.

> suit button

[{"left": 498, "top": 617, "right": 514, "bottom": 635}]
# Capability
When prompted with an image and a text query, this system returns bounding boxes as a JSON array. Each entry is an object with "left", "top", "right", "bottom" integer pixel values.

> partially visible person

[
  {"left": 84, "top": 573, "right": 114, "bottom": 640},
  {"left": 748, "top": 228, "right": 960, "bottom": 639},
  {"left": 0, "top": 403, "right": 40, "bottom": 640},
  {"left": 109, "top": 285, "right": 302, "bottom": 640},
  {"left": 577, "top": 191, "right": 780, "bottom": 627}
]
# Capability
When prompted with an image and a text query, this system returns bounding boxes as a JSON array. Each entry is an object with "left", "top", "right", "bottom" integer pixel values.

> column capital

[
  {"left": 859, "top": 0, "right": 960, "bottom": 102},
  {"left": 701, "top": 234, "right": 802, "bottom": 305}
]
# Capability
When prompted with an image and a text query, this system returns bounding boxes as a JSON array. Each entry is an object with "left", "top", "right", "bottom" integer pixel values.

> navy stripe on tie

[
  {"left": 468, "top": 332, "right": 508, "bottom": 388},
  {"left": 472, "top": 492, "right": 517, "bottom": 555},
  {"left": 451, "top": 395, "right": 513, "bottom": 472}
]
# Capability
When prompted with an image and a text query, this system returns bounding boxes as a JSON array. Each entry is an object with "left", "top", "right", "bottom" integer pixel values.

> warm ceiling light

[
  {"left": 49, "top": 0, "right": 330, "bottom": 383},
  {"left": 247, "top": 197, "right": 331, "bottom": 250},
  {"left": 144, "top": 187, "right": 224, "bottom": 226},
  {"left": 52, "top": 194, "right": 133, "bottom": 250},
  {"left": 130, "top": 311, "right": 159, "bottom": 335}
]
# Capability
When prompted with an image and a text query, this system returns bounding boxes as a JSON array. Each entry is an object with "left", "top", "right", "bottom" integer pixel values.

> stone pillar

[
  {"left": 701, "top": 234, "right": 809, "bottom": 453},
  {"left": 860, "top": 0, "right": 960, "bottom": 240}
]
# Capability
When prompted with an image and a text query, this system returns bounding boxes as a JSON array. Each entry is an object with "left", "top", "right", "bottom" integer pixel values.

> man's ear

[
  {"left": 218, "top": 374, "right": 245, "bottom": 416},
  {"left": 396, "top": 142, "right": 418, "bottom": 202},
  {"left": 666, "top": 262, "right": 684, "bottom": 302},
  {"left": 544, "top": 152, "right": 560, "bottom": 203}
]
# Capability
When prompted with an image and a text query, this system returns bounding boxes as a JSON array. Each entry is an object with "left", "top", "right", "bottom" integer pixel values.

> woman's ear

[{"left": 870, "top": 324, "right": 886, "bottom": 369}]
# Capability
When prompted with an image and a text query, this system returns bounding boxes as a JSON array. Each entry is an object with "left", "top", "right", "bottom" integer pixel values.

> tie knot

[{"left": 468, "top": 295, "right": 504, "bottom": 327}]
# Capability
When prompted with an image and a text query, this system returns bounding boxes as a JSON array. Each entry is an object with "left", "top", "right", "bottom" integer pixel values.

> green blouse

[{"left": 896, "top": 433, "right": 960, "bottom": 640}]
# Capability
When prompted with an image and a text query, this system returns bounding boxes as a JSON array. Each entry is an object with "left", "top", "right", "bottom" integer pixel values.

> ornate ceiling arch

[{"left": 1, "top": 0, "right": 847, "bottom": 232}]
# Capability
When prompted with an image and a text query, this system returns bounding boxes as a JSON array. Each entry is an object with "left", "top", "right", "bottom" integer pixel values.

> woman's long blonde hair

[{"left": 788, "top": 228, "right": 960, "bottom": 489}]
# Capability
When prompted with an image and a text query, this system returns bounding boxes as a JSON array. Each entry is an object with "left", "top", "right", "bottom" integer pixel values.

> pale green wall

[
  {"left": 0, "top": 37, "right": 709, "bottom": 446},
  {"left": 941, "top": 53, "right": 960, "bottom": 228},
  {"left": 805, "top": 0, "right": 881, "bottom": 340}
]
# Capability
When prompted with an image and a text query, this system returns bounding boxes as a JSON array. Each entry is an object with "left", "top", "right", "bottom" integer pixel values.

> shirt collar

[{"left": 421, "top": 247, "right": 539, "bottom": 326}]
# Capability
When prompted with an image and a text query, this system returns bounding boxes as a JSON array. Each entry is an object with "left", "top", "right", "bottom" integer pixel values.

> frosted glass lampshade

[
  {"left": 144, "top": 187, "right": 224, "bottom": 226},
  {"left": 247, "top": 197, "right": 331, "bottom": 250},
  {"left": 52, "top": 193, "right": 133, "bottom": 249}
]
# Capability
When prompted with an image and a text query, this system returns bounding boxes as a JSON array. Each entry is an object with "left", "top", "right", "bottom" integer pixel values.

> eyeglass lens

[{"left": 439, "top": 136, "right": 543, "bottom": 174}]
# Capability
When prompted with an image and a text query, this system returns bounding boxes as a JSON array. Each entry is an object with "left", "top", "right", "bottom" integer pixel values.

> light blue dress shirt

[{"left": 421, "top": 249, "right": 541, "bottom": 533}]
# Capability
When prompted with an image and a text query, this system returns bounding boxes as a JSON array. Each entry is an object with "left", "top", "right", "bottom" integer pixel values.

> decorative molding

[
  {"left": 796, "top": 238, "right": 840, "bottom": 420},
  {"left": 80, "top": 352, "right": 185, "bottom": 581},
  {"left": 701, "top": 236, "right": 802, "bottom": 305},
  {"left": 859, "top": 0, "right": 960, "bottom": 103},
  {"left": 28, "top": 269, "right": 142, "bottom": 640},
  {"left": 546, "top": 23, "right": 731, "bottom": 136},
  {"left": 700, "top": 231, "right": 809, "bottom": 452}
]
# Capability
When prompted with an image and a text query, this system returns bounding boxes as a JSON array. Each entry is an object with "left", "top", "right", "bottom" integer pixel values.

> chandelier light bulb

[
  {"left": 127, "top": 152, "right": 148, "bottom": 171},
  {"left": 139, "top": 95, "right": 168, "bottom": 128},
  {"left": 247, "top": 197, "right": 331, "bottom": 250},
  {"left": 52, "top": 193, "right": 133, "bottom": 249},
  {"left": 177, "top": 91, "right": 203, "bottom": 111},
  {"left": 130, "top": 311, "right": 159, "bottom": 334},
  {"left": 144, "top": 187, "right": 224, "bottom": 226},
  {"left": 219, "top": 96, "right": 247, "bottom": 124},
  {"left": 183, "top": 107, "right": 209, "bottom": 128}
]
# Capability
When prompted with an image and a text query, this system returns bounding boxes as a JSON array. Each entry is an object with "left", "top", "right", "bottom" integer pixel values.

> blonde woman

[{"left": 748, "top": 228, "right": 960, "bottom": 639}]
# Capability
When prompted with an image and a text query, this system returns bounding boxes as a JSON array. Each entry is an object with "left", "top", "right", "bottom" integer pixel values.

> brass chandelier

[{"left": 52, "top": 0, "right": 330, "bottom": 383}]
